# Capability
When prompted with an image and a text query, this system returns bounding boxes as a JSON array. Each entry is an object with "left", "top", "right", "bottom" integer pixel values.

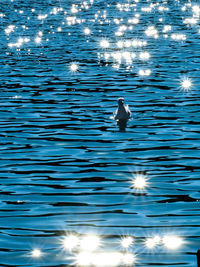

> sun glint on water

[{"left": 132, "top": 173, "right": 148, "bottom": 189}]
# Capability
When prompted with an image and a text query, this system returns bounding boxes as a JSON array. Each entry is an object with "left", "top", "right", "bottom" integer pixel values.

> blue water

[{"left": 0, "top": 0, "right": 200, "bottom": 266}]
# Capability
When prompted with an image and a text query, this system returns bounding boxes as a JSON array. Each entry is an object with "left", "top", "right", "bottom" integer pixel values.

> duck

[{"left": 114, "top": 97, "right": 131, "bottom": 121}]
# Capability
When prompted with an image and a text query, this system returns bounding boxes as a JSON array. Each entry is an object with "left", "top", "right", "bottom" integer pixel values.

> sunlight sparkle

[
  {"left": 31, "top": 249, "right": 41, "bottom": 258},
  {"left": 181, "top": 78, "right": 192, "bottom": 91},
  {"left": 163, "top": 236, "right": 183, "bottom": 249},
  {"left": 80, "top": 235, "right": 100, "bottom": 251},
  {"left": 63, "top": 234, "right": 79, "bottom": 251},
  {"left": 121, "top": 236, "right": 134, "bottom": 248},
  {"left": 132, "top": 173, "right": 148, "bottom": 189},
  {"left": 100, "top": 39, "right": 110, "bottom": 48},
  {"left": 123, "top": 253, "right": 136, "bottom": 265},
  {"left": 84, "top": 27, "right": 91, "bottom": 35},
  {"left": 70, "top": 63, "right": 79, "bottom": 72}
]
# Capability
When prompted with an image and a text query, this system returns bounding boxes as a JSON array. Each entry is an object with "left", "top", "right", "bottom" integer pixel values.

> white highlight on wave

[
  {"left": 121, "top": 236, "right": 134, "bottom": 248},
  {"left": 132, "top": 173, "right": 148, "bottom": 189},
  {"left": 31, "top": 249, "right": 42, "bottom": 258},
  {"left": 145, "top": 235, "right": 183, "bottom": 250},
  {"left": 171, "top": 33, "right": 186, "bottom": 41},
  {"left": 75, "top": 251, "right": 135, "bottom": 266}
]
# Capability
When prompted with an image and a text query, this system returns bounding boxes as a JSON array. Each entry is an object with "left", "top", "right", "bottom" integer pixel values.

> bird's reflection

[{"left": 117, "top": 119, "right": 128, "bottom": 131}]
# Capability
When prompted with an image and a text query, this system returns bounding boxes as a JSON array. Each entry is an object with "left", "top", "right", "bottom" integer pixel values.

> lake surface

[{"left": 0, "top": 0, "right": 200, "bottom": 266}]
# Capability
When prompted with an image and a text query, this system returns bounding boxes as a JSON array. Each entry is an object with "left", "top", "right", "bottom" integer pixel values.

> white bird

[{"left": 114, "top": 97, "right": 131, "bottom": 120}]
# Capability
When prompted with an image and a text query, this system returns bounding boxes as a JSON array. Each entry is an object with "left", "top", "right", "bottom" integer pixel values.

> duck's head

[{"left": 118, "top": 97, "right": 124, "bottom": 105}]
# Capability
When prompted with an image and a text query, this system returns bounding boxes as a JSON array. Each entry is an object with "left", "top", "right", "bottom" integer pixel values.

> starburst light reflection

[
  {"left": 132, "top": 173, "right": 148, "bottom": 190},
  {"left": 123, "top": 253, "right": 136, "bottom": 265},
  {"left": 100, "top": 39, "right": 110, "bottom": 48},
  {"left": 92, "top": 252, "right": 122, "bottom": 266},
  {"left": 31, "top": 248, "right": 42, "bottom": 258},
  {"left": 145, "top": 236, "right": 161, "bottom": 249},
  {"left": 62, "top": 234, "right": 79, "bottom": 251},
  {"left": 121, "top": 236, "right": 134, "bottom": 248},
  {"left": 163, "top": 236, "right": 183, "bottom": 249},
  {"left": 35, "top": 36, "right": 42, "bottom": 44},
  {"left": 80, "top": 235, "right": 101, "bottom": 251},
  {"left": 145, "top": 238, "right": 157, "bottom": 249},
  {"left": 76, "top": 252, "right": 92, "bottom": 266},
  {"left": 75, "top": 251, "right": 135, "bottom": 266},
  {"left": 181, "top": 78, "right": 192, "bottom": 91},
  {"left": 139, "top": 51, "right": 151, "bottom": 60},
  {"left": 84, "top": 27, "right": 91, "bottom": 35},
  {"left": 69, "top": 63, "right": 79, "bottom": 72}
]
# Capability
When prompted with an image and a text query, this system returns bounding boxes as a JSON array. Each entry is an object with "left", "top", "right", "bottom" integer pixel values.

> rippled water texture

[{"left": 0, "top": 0, "right": 200, "bottom": 266}]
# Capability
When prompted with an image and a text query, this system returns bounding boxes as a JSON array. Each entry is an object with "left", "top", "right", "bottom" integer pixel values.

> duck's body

[{"left": 114, "top": 98, "right": 131, "bottom": 120}]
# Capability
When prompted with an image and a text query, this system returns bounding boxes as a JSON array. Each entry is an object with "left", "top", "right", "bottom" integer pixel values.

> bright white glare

[
  {"left": 145, "top": 238, "right": 156, "bottom": 248},
  {"left": 124, "top": 40, "right": 132, "bottom": 48},
  {"left": 158, "top": 6, "right": 169, "bottom": 12},
  {"left": 117, "top": 41, "right": 124, "bottom": 48},
  {"left": 183, "top": 17, "right": 198, "bottom": 25},
  {"left": 71, "top": 6, "right": 78, "bottom": 14},
  {"left": 63, "top": 234, "right": 79, "bottom": 251},
  {"left": 131, "top": 52, "right": 136, "bottom": 59},
  {"left": 38, "top": 31, "right": 43, "bottom": 37},
  {"left": 112, "top": 64, "right": 120, "bottom": 69},
  {"left": 171, "top": 33, "right": 186, "bottom": 41},
  {"left": 119, "top": 25, "right": 127, "bottom": 32},
  {"left": 76, "top": 252, "right": 92, "bottom": 266},
  {"left": 66, "top": 16, "right": 78, "bottom": 25},
  {"left": 115, "top": 31, "right": 124, "bottom": 37},
  {"left": 128, "top": 17, "right": 139, "bottom": 24},
  {"left": 139, "top": 69, "right": 151, "bottom": 76},
  {"left": 181, "top": 78, "right": 192, "bottom": 91},
  {"left": 145, "top": 236, "right": 161, "bottom": 248},
  {"left": 84, "top": 27, "right": 91, "bottom": 35},
  {"left": 139, "top": 52, "right": 150, "bottom": 60},
  {"left": 76, "top": 252, "right": 124, "bottom": 266},
  {"left": 114, "top": 18, "right": 120, "bottom": 24},
  {"left": 182, "top": 6, "right": 186, "bottom": 12},
  {"left": 112, "top": 52, "right": 122, "bottom": 61},
  {"left": 92, "top": 252, "right": 122, "bottom": 266},
  {"left": 192, "top": 5, "right": 200, "bottom": 15},
  {"left": 145, "top": 26, "right": 158, "bottom": 38},
  {"left": 117, "top": 39, "right": 147, "bottom": 48},
  {"left": 31, "top": 249, "right": 41, "bottom": 258},
  {"left": 132, "top": 173, "right": 148, "bottom": 189},
  {"left": 123, "top": 253, "right": 136, "bottom": 265},
  {"left": 121, "top": 236, "right": 134, "bottom": 248},
  {"left": 153, "top": 236, "right": 161, "bottom": 243},
  {"left": 37, "top": 14, "right": 48, "bottom": 20},
  {"left": 132, "top": 39, "right": 147, "bottom": 47},
  {"left": 80, "top": 235, "right": 100, "bottom": 251},
  {"left": 18, "top": 37, "right": 24, "bottom": 44},
  {"left": 162, "top": 25, "right": 172, "bottom": 33},
  {"left": 163, "top": 236, "right": 183, "bottom": 249},
  {"left": 70, "top": 63, "right": 79, "bottom": 72},
  {"left": 141, "top": 7, "right": 152, "bottom": 12},
  {"left": 8, "top": 37, "right": 30, "bottom": 48},
  {"left": 4, "top": 25, "right": 15, "bottom": 35},
  {"left": 35, "top": 36, "right": 42, "bottom": 44},
  {"left": 104, "top": 53, "right": 110, "bottom": 60},
  {"left": 24, "top": 37, "right": 30, "bottom": 43},
  {"left": 122, "top": 51, "right": 131, "bottom": 60},
  {"left": 100, "top": 39, "right": 110, "bottom": 48}
]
